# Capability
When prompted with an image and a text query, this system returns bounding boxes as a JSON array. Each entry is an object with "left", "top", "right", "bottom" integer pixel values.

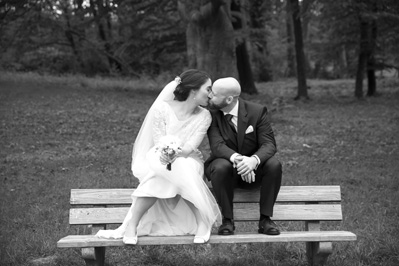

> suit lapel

[{"left": 237, "top": 99, "right": 248, "bottom": 153}]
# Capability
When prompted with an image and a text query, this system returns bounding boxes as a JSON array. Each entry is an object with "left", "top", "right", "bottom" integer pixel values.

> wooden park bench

[{"left": 57, "top": 185, "right": 356, "bottom": 266}]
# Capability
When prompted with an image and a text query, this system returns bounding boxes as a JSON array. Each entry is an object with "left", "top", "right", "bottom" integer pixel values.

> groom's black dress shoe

[
  {"left": 218, "top": 218, "right": 235, "bottom": 235},
  {"left": 258, "top": 217, "right": 280, "bottom": 235}
]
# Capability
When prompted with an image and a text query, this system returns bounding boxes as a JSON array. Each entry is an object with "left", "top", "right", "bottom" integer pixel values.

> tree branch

[{"left": 66, "top": 28, "right": 141, "bottom": 77}]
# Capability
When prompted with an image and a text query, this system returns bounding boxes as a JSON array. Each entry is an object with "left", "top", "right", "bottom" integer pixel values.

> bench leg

[
  {"left": 305, "top": 220, "right": 332, "bottom": 266},
  {"left": 306, "top": 241, "right": 332, "bottom": 266},
  {"left": 80, "top": 224, "right": 106, "bottom": 266},
  {"left": 82, "top": 247, "right": 105, "bottom": 266}
]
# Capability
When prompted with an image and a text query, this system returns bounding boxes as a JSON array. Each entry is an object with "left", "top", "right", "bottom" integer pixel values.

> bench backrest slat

[
  {"left": 69, "top": 204, "right": 342, "bottom": 225},
  {"left": 70, "top": 186, "right": 341, "bottom": 205}
]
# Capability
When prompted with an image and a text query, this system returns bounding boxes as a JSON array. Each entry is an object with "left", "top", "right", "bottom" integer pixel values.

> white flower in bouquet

[{"left": 156, "top": 135, "right": 182, "bottom": 170}]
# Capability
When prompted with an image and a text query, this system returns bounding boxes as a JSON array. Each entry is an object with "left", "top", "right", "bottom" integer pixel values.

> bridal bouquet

[{"left": 156, "top": 135, "right": 182, "bottom": 171}]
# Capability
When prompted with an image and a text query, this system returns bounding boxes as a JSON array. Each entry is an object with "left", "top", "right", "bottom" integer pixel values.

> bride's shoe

[
  {"left": 194, "top": 230, "right": 211, "bottom": 244},
  {"left": 123, "top": 234, "right": 138, "bottom": 245}
]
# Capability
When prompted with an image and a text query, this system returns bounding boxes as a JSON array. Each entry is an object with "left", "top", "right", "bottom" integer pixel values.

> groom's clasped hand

[{"left": 234, "top": 155, "right": 258, "bottom": 182}]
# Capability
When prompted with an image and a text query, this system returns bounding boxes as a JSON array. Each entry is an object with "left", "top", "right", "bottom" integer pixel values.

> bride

[{"left": 96, "top": 69, "right": 221, "bottom": 244}]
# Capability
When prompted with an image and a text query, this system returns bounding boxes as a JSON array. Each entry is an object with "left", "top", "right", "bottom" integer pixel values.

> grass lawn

[{"left": 0, "top": 72, "right": 398, "bottom": 266}]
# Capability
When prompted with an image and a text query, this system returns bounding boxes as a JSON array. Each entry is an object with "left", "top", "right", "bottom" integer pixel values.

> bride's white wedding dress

[{"left": 96, "top": 100, "right": 221, "bottom": 239}]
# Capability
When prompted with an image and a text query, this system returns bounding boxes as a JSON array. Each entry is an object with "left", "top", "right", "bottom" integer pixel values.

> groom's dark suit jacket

[{"left": 206, "top": 99, "right": 277, "bottom": 169}]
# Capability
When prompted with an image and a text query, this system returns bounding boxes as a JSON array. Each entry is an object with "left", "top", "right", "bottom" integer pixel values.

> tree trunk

[
  {"left": 337, "top": 45, "right": 349, "bottom": 79},
  {"left": 236, "top": 42, "right": 257, "bottom": 94},
  {"left": 367, "top": 17, "right": 377, "bottom": 96},
  {"left": 231, "top": 0, "right": 257, "bottom": 94},
  {"left": 248, "top": 0, "right": 272, "bottom": 82},
  {"left": 355, "top": 18, "right": 368, "bottom": 98},
  {"left": 301, "top": 0, "right": 312, "bottom": 77},
  {"left": 89, "top": 0, "right": 121, "bottom": 73},
  {"left": 290, "top": 0, "right": 309, "bottom": 100},
  {"left": 63, "top": 4, "right": 85, "bottom": 72},
  {"left": 179, "top": 0, "right": 238, "bottom": 80},
  {"left": 285, "top": 0, "right": 296, "bottom": 77}
]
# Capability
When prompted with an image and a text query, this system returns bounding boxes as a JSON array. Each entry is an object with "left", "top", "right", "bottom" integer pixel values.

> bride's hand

[
  {"left": 159, "top": 153, "right": 170, "bottom": 165},
  {"left": 159, "top": 149, "right": 181, "bottom": 164}
]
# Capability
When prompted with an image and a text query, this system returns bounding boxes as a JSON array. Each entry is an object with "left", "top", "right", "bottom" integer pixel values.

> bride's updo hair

[{"left": 173, "top": 69, "right": 210, "bottom": 101}]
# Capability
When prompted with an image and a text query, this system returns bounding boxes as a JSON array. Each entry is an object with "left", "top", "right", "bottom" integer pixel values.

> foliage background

[{"left": 1, "top": 0, "right": 398, "bottom": 80}]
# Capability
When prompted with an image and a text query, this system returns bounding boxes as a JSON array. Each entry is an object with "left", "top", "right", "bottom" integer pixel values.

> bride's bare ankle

[{"left": 125, "top": 224, "right": 138, "bottom": 238}]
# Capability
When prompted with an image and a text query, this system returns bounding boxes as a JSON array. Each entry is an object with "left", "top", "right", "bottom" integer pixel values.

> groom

[{"left": 205, "top": 77, "right": 282, "bottom": 236}]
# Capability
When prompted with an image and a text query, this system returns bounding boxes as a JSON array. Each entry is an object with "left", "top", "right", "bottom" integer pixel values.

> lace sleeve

[
  {"left": 152, "top": 103, "right": 167, "bottom": 146},
  {"left": 186, "top": 109, "right": 212, "bottom": 150}
]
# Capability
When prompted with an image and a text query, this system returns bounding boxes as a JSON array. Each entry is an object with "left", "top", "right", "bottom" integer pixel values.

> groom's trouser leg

[
  {"left": 256, "top": 156, "right": 282, "bottom": 217},
  {"left": 205, "top": 158, "right": 236, "bottom": 219}
]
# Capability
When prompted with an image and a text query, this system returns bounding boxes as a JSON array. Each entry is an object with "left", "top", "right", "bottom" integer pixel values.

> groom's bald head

[
  {"left": 209, "top": 77, "right": 241, "bottom": 111},
  {"left": 212, "top": 77, "right": 241, "bottom": 97}
]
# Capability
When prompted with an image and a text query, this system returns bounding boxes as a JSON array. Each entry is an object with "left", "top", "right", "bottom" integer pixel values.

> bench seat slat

[
  {"left": 235, "top": 204, "right": 342, "bottom": 221},
  {"left": 70, "top": 186, "right": 341, "bottom": 205},
  {"left": 69, "top": 204, "right": 342, "bottom": 225},
  {"left": 57, "top": 231, "right": 357, "bottom": 248}
]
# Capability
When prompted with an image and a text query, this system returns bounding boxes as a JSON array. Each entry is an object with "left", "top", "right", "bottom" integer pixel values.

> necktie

[{"left": 225, "top": 114, "right": 236, "bottom": 132}]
